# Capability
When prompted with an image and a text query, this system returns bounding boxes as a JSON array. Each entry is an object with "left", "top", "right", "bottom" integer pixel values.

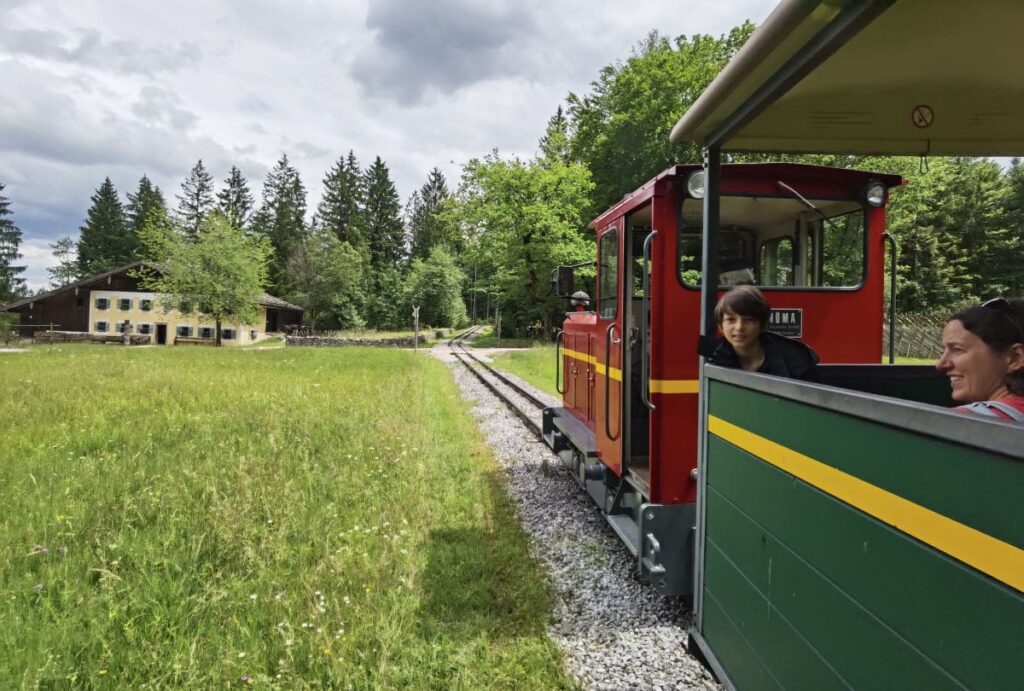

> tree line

[{"left": 3, "top": 22, "right": 1024, "bottom": 334}]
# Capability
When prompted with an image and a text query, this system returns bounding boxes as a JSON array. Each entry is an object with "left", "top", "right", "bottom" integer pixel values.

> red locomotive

[{"left": 543, "top": 162, "right": 903, "bottom": 597}]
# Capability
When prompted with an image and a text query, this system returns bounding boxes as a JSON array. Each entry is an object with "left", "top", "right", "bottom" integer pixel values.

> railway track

[{"left": 448, "top": 327, "right": 547, "bottom": 439}]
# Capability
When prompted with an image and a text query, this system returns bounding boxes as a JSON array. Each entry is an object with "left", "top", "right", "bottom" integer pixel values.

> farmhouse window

[
  {"left": 177, "top": 326, "right": 192, "bottom": 338},
  {"left": 95, "top": 321, "right": 109, "bottom": 332},
  {"left": 118, "top": 298, "right": 132, "bottom": 310},
  {"left": 140, "top": 299, "right": 153, "bottom": 311},
  {"left": 179, "top": 301, "right": 193, "bottom": 314},
  {"left": 199, "top": 327, "right": 215, "bottom": 339},
  {"left": 222, "top": 328, "right": 236, "bottom": 340},
  {"left": 115, "top": 322, "right": 132, "bottom": 334},
  {"left": 95, "top": 298, "right": 109, "bottom": 310},
  {"left": 137, "top": 324, "right": 152, "bottom": 335}
]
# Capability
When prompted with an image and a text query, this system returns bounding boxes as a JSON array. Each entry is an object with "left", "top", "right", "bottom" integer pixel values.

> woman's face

[
  {"left": 936, "top": 319, "right": 1013, "bottom": 402},
  {"left": 721, "top": 309, "right": 763, "bottom": 351}
]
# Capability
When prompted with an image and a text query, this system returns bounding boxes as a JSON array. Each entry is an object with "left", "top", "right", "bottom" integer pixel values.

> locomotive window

[
  {"left": 819, "top": 210, "right": 864, "bottom": 287},
  {"left": 678, "top": 197, "right": 865, "bottom": 289},
  {"left": 598, "top": 229, "right": 618, "bottom": 319},
  {"left": 759, "top": 237, "right": 795, "bottom": 286}
]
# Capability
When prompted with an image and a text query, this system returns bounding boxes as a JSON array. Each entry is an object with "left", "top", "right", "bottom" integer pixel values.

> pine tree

[
  {"left": 77, "top": 177, "right": 132, "bottom": 276},
  {"left": 126, "top": 175, "right": 166, "bottom": 255},
  {"left": 317, "top": 151, "right": 366, "bottom": 251},
  {"left": 363, "top": 156, "right": 405, "bottom": 269},
  {"left": 176, "top": 160, "right": 216, "bottom": 238},
  {"left": 47, "top": 236, "right": 79, "bottom": 288},
  {"left": 217, "top": 166, "right": 254, "bottom": 231},
  {"left": 251, "top": 154, "right": 308, "bottom": 293},
  {"left": 538, "top": 105, "right": 572, "bottom": 166},
  {"left": 408, "top": 167, "right": 454, "bottom": 260},
  {"left": 0, "top": 183, "right": 26, "bottom": 302}
]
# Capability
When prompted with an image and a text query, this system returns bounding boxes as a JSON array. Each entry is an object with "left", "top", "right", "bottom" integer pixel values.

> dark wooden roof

[{"left": 1, "top": 261, "right": 303, "bottom": 313}]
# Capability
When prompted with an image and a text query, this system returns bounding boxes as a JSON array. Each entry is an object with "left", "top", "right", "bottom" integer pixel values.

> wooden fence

[{"left": 883, "top": 313, "right": 946, "bottom": 360}]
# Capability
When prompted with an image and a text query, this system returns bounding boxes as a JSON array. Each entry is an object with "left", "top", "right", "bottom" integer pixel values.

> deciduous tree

[
  {"left": 450, "top": 152, "right": 593, "bottom": 333},
  {"left": 138, "top": 212, "right": 271, "bottom": 346},
  {"left": 285, "top": 229, "right": 365, "bottom": 329},
  {"left": 406, "top": 246, "right": 466, "bottom": 328}
]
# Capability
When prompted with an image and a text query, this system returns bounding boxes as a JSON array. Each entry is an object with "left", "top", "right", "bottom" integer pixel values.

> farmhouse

[{"left": 1, "top": 261, "right": 303, "bottom": 345}]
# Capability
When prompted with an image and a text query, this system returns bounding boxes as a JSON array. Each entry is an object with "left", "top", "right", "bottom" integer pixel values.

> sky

[{"left": 1, "top": 0, "right": 777, "bottom": 291}]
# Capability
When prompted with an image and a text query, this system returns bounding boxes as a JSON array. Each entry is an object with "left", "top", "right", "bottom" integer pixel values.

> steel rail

[
  {"left": 454, "top": 343, "right": 549, "bottom": 411},
  {"left": 448, "top": 327, "right": 546, "bottom": 439}
]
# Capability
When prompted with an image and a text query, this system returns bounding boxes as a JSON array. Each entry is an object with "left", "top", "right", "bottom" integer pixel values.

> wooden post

[{"left": 412, "top": 306, "right": 420, "bottom": 351}]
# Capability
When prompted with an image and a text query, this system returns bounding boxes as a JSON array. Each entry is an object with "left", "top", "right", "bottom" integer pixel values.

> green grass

[
  {"left": 0, "top": 345, "right": 571, "bottom": 689},
  {"left": 469, "top": 326, "right": 540, "bottom": 349},
  {"left": 489, "top": 346, "right": 559, "bottom": 397}
]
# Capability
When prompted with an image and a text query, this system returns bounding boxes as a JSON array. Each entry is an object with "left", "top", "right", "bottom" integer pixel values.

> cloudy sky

[{"left": 1, "top": 0, "right": 776, "bottom": 290}]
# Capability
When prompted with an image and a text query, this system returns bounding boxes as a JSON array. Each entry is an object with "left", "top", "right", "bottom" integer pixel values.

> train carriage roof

[{"left": 669, "top": 0, "right": 1024, "bottom": 156}]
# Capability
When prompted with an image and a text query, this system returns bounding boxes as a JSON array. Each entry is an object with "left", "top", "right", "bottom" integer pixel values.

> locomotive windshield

[{"left": 678, "top": 196, "right": 866, "bottom": 289}]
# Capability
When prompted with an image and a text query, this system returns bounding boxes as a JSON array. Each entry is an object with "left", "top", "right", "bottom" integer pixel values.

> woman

[
  {"left": 935, "top": 297, "right": 1024, "bottom": 421},
  {"left": 708, "top": 285, "right": 820, "bottom": 382}
]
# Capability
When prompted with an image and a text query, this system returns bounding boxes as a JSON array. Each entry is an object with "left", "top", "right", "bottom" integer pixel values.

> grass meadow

[
  {"left": 0, "top": 345, "right": 571, "bottom": 689},
  {"left": 488, "top": 347, "right": 559, "bottom": 397}
]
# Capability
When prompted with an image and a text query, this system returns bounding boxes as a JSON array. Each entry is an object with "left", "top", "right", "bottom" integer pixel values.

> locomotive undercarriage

[{"left": 542, "top": 407, "right": 696, "bottom": 600}]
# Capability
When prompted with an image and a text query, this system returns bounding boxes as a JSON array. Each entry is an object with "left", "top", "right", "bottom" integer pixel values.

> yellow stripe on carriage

[
  {"left": 562, "top": 348, "right": 698, "bottom": 393},
  {"left": 708, "top": 415, "right": 1024, "bottom": 594}
]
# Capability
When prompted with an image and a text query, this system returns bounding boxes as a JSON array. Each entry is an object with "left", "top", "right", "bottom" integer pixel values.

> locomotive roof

[
  {"left": 587, "top": 162, "right": 901, "bottom": 230},
  {"left": 669, "top": 0, "right": 1024, "bottom": 156}
]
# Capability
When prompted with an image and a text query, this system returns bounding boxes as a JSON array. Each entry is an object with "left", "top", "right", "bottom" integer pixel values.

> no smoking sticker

[{"left": 912, "top": 105, "right": 934, "bottom": 128}]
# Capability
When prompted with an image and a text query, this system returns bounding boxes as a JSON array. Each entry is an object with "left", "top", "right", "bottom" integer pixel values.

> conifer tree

[
  {"left": 363, "top": 156, "right": 405, "bottom": 269},
  {"left": 47, "top": 236, "right": 79, "bottom": 288},
  {"left": 317, "top": 151, "right": 366, "bottom": 251},
  {"left": 0, "top": 183, "right": 26, "bottom": 302},
  {"left": 251, "top": 154, "right": 307, "bottom": 293},
  {"left": 176, "top": 159, "right": 216, "bottom": 238},
  {"left": 77, "top": 177, "right": 132, "bottom": 276},
  {"left": 217, "top": 166, "right": 254, "bottom": 231},
  {"left": 408, "top": 168, "right": 455, "bottom": 260},
  {"left": 538, "top": 105, "right": 572, "bottom": 166},
  {"left": 126, "top": 175, "right": 166, "bottom": 254}
]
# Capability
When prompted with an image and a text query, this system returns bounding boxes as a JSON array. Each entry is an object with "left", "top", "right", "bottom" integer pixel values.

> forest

[{"left": 2, "top": 23, "right": 1023, "bottom": 335}]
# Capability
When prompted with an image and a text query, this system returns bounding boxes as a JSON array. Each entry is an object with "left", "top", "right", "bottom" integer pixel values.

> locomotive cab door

[
  {"left": 623, "top": 209, "right": 654, "bottom": 495},
  {"left": 596, "top": 224, "right": 623, "bottom": 475}
]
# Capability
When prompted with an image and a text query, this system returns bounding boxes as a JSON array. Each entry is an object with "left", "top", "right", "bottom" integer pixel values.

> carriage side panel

[{"left": 693, "top": 373, "right": 1024, "bottom": 690}]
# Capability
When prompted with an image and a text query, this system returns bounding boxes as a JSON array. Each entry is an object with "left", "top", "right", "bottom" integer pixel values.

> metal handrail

[
  {"left": 555, "top": 330, "right": 565, "bottom": 394},
  {"left": 882, "top": 233, "right": 898, "bottom": 364},
  {"left": 641, "top": 231, "right": 658, "bottom": 411},
  {"left": 604, "top": 322, "right": 621, "bottom": 441}
]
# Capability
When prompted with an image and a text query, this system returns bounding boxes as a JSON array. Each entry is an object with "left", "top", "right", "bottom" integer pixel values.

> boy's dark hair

[
  {"left": 952, "top": 298, "right": 1024, "bottom": 395},
  {"left": 715, "top": 285, "right": 771, "bottom": 328}
]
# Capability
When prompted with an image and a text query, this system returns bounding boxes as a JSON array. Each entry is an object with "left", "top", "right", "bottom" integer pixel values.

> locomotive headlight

[
  {"left": 864, "top": 181, "right": 886, "bottom": 207},
  {"left": 687, "top": 171, "right": 706, "bottom": 199}
]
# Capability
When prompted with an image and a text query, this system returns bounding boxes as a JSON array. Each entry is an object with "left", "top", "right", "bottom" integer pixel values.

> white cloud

[{"left": 0, "top": 0, "right": 780, "bottom": 290}]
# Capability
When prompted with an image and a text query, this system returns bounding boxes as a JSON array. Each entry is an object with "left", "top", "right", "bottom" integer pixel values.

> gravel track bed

[{"left": 434, "top": 345, "right": 718, "bottom": 690}]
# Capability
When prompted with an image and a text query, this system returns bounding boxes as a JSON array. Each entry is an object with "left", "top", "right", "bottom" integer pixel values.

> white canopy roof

[{"left": 670, "top": 0, "right": 1024, "bottom": 156}]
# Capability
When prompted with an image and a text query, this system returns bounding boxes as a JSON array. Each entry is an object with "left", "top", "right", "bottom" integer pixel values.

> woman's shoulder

[{"left": 955, "top": 396, "right": 1024, "bottom": 422}]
